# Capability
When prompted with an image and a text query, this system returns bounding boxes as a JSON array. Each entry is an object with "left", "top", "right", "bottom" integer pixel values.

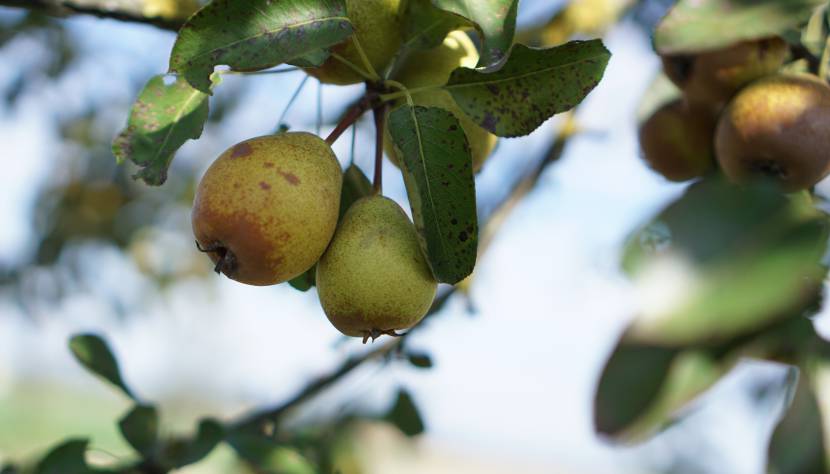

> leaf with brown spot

[
  {"left": 445, "top": 40, "right": 610, "bottom": 138},
  {"left": 432, "top": 0, "right": 517, "bottom": 66},
  {"left": 388, "top": 105, "right": 477, "bottom": 284},
  {"left": 169, "top": 0, "right": 354, "bottom": 93},
  {"left": 113, "top": 74, "right": 210, "bottom": 186}
]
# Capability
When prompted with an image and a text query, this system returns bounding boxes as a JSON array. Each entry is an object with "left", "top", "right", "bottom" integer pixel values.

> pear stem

[
  {"left": 372, "top": 103, "right": 387, "bottom": 194},
  {"left": 324, "top": 98, "right": 371, "bottom": 146}
]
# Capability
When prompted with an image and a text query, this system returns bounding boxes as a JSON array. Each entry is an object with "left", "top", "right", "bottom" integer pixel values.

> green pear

[
  {"left": 715, "top": 73, "right": 830, "bottom": 191},
  {"left": 384, "top": 30, "right": 498, "bottom": 172},
  {"left": 638, "top": 99, "right": 716, "bottom": 182},
  {"left": 192, "top": 132, "right": 342, "bottom": 286},
  {"left": 316, "top": 195, "right": 437, "bottom": 340},
  {"left": 662, "top": 37, "right": 788, "bottom": 110},
  {"left": 305, "top": 0, "right": 404, "bottom": 85}
]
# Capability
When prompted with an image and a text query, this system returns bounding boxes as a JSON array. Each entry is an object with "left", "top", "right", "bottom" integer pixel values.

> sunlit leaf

[
  {"left": 623, "top": 178, "right": 829, "bottom": 347},
  {"left": 36, "top": 439, "right": 92, "bottom": 474},
  {"left": 119, "top": 404, "right": 159, "bottom": 457},
  {"left": 594, "top": 343, "right": 677, "bottom": 437},
  {"left": 433, "top": 0, "right": 518, "bottom": 66},
  {"left": 767, "top": 368, "right": 825, "bottom": 474},
  {"left": 654, "top": 0, "right": 822, "bottom": 54},
  {"left": 227, "top": 432, "right": 317, "bottom": 474},
  {"left": 388, "top": 105, "right": 477, "bottom": 284},
  {"left": 400, "top": 0, "right": 469, "bottom": 52},
  {"left": 68, "top": 334, "right": 135, "bottom": 400},
  {"left": 446, "top": 40, "right": 610, "bottom": 137},
  {"left": 169, "top": 0, "right": 353, "bottom": 92},
  {"left": 113, "top": 74, "right": 210, "bottom": 186},
  {"left": 161, "top": 418, "right": 224, "bottom": 468}
]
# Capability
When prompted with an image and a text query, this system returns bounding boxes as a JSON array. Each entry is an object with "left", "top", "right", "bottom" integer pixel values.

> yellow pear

[
  {"left": 192, "top": 132, "right": 342, "bottom": 286},
  {"left": 305, "top": 0, "right": 404, "bottom": 85},
  {"left": 316, "top": 195, "right": 437, "bottom": 340},
  {"left": 715, "top": 73, "right": 830, "bottom": 191},
  {"left": 385, "top": 30, "right": 498, "bottom": 172},
  {"left": 662, "top": 37, "right": 788, "bottom": 109},
  {"left": 638, "top": 99, "right": 716, "bottom": 181}
]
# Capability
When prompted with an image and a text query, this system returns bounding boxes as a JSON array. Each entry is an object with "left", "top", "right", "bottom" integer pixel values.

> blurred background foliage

[{"left": 3, "top": 0, "right": 830, "bottom": 473}]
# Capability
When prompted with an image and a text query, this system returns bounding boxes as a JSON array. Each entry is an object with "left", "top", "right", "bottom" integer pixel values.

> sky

[{"left": 0, "top": 2, "right": 804, "bottom": 473}]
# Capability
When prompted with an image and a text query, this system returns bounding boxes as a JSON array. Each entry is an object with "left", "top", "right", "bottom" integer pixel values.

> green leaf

[
  {"left": 594, "top": 343, "right": 678, "bottom": 437},
  {"left": 446, "top": 40, "right": 610, "bottom": 137},
  {"left": 654, "top": 0, "right": 822, "bottom": 54},
  {"left": 801, "top": 3, "right": 830, "bottom": 57},
  {"left": 36, "top": 439, "right": 92, "bottom": 474},
  {"left": 288, "top": 266, "right": 316, "bottom": 292},
  {"left": 119, "top": 404, "right": 159, "bottom": 457},
  {"left": 384, "top": 389, "right": 425, "bottom": 436},
  {"left": 169, "top": 0, "right": 354, "bottom": 93},
  {"left": 287, "top": 50, "right": 332, "bottom": 68},
  {"left": 768, "top": 368, "right": 826, "bottom": 474},
  {"left": 388, "top": 105, "right": 477, "bottom": 284},
  {"left": 433, "top": 0, "right": 518, "bottom": 66},
  {"left": 112, "top": 74, "right": 210, "bottom": 186},
  {"left": 68, "top": 334, "right": 135, "bottom": 400},
  {"left": 339, "top": 164, "right": 374, "bottom": 221},
  {"left": 623, "top": 178, "right": 829, "bottom": 347},
  {"left": 407, "top": 352, "right": 433, "bottom": 368},
  {"left": 288, "top": 164, "right": 371, "bottom": 292},
  {"left": 400, "top": 0, "right": 469, "bottom": 52},
  {"left": 161, "top": 418, "right": 224, "bottom": 469},
  {"left": 227, "top": 432, "right": 317, "bottom": 474}
]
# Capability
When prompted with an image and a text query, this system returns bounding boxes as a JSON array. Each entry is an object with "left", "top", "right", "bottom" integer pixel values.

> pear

[
  {"left": 715, "top": 73, "right": 830, "bottom": 191},
  {"left": 384, "top": 30, "right": 498, "bottom": 172},
  {"left": 638, "top": 99, "right": 716, "bottom": 182},
  {"left": 316, "top": 195, "right": 437, "bottom": 340},
  {"left": 662, "top": 37, "right": 788, "bottom": 109},
  {"left": 305, "top": 0, "right": 404, "bottom": 85},
  {"left": 192, "top": 132, "right": 342, "bottom": 286}
]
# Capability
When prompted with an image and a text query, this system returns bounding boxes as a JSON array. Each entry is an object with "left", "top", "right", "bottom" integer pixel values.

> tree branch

[{"left": 0, "top": 0, "right": 184, "bottom": 31}]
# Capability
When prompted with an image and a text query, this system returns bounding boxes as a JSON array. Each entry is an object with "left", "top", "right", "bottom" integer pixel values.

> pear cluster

[
  {"left": 639, "top": 37, "right": 830, "bottom": 192},
  {"left": 190, "top": 7, "right": 496, "bottom": 341},
  {"left": 192, "top": 133, "right": 437, "bottom": 341}
]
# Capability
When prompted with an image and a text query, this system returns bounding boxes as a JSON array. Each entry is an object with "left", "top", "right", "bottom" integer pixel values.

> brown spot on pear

[
  {"left": 715, "top": 73, "right": 830, "bottom": 192},
  {"left": 638, "top": 99, "right": 716, "bottom": 182},
  {"left": 383, "top": 30, "right": 498, "bottom": 173},
  {"left": 304, "top": 0, "right": 404, "bottom": 85},
  {"left": 316, "top": 196, "right": 437, "bottom": 339},
  {"left": 192, "top": 132, "right": 342, "bottom": 285},
  {"left": 662, "top": 37, "right": 788, "bottom": 110}
]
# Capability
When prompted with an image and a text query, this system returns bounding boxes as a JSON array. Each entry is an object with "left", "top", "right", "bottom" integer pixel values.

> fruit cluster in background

[{"left": 639, "top": 36, "right": 830, "bottom": 192}]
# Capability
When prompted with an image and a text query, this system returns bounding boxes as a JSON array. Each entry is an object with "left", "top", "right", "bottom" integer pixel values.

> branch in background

[
  {"left": 231, "top": 113, "right": 581, "bottom": 436},
  {"left": 0, "top": 0, "right": 184, "bottom": 31}
]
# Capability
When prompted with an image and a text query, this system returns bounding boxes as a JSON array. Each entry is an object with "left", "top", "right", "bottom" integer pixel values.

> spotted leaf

[
  {"left": 388, "top": 105, "right": 477, "bottom": 284},
  {"left": 169, "top": 0, "right": 353, "bottom": 93},
  {"left": 446, "top": 40, "right": 610, "bottom": 138},
  {"left": 113, "top": 74, "right": 210, "bottom": 186}
]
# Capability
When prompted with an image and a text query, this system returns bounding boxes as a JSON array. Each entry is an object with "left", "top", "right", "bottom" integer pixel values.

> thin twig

[
  {"left": 1, "top": 0, "right": 185, "bottom": 31},
  {"left": 324, "top": 98, "right": 371, "bottom": 146},
  {"left": 372, "top": 103, "right": 387, "bottom": 194}
]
